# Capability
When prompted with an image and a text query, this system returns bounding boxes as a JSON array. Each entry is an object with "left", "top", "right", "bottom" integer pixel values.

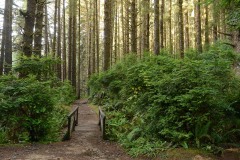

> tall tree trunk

[
  {"left": 154, "top": 0, "right": 160, "bottom": 55},
  {"left": 143, "top": 0, "right": 150, "bottom": 52},
  {"left": 131, "top": 0, "right": 137, "bottom": 54},
  {"left": 114, "top": 2, "right": 118, "bottom": 62},
  {"left": 184, "top": 0, "right": 190, "bottom": 50},
  {"left": 77, "top": 0, "right": 81, "bottom": 98},
  {"left": 204, "top": 4, "right": 210, "bottom": 50},
  {"left": 92, "top": 0, "right": 96, "bottom": 74},
  {"left": 178, "top": 0, "right": 184, "bottom": 58},
  {"left": 124, "top": 0, "right": 130, "bottom": 54},
  {"left": 160, "top": 0, "right": 164, "bottom": 49},
  {"left": 110, "top": 0, "right": 115, "bottom": 65},
  {"left": 68, "top": 0, "right": 73, "bottom": 81},
  {"left": 195, "top": 0, "right": 202, "bottom": 53},
  {"left": 95, "top": 0, "right": 100, "bottom": 73},
  {"left": 169, "top": 0, "right": 173, "bottom": 53},
  {"left": 139, "top": 7, "right": 142, "bottom": 56},
  {"left": 34, "top": 0, "right": 45, "bottom": 56},
  {"left": 62, "top": 0, "right": 67, "bottom": 80},
  {"left": 88, "top": 1, "right": 92, "bottom": 76},
  {"left": 185, "top": 11, "right": 190, "bottom": 49},
  {"left": 212, "top": 1, "right": 218, "bottom": 42},
  {"left": 4, "top": 0, "right": 13, "bottom": 74},
  {"left": 22, "top": 0, "right": 36, "bottom": 57},
  {"left": 0, "top": 26, "right": 5, "bottom": 75},
  {"left": 121, "top": 0, "right": 126, "bottom": 56},
  {"left": 57, "top": 0, "right": 62, "bottom": 79},
  {"left": 44, "top": 2, "right": 49, "bottom": 56},
  {"left": 52, "top": 0, "right": 58, "bottom": 55},
  {"left": 103, "top": 0, "right": 112, "bottom": 71},
  {"left": 72, "top": 0, "right": 77, "bottom": 89},
  {"left": 1, "top": 0, "right": 13, "bottom": 74}
]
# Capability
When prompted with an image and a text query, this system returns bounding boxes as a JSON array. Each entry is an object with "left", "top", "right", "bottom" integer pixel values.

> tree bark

[
  {"left": 143, "top": 0, "right": 150, "bottom": 52},
  {"left": 131, "top": 0, "right": 137, "bottom": 54},
  {"left": 44, "top": 2, "right": 49, "bottom": 56},
  {"left": 52, "top": 0, "right": 58, "bottom": 55},
  {"left": 178, "top": 0, "right": 184, "bottom": 58},
  {"left": 169, "top": 0, "right": 173, "bottom": 53},
  {"left": 62, "top": 0, "right": 67, "bottom": 80},
  {"left": 185, "top": 11, "right": 190, "bottom": 50},
  {"left": 233, "top": 30, "right": 240, "bottom": 53},
  {"left": 68, "top": 0, "right": 73, "bottom": 81},
  {"left": 57, "top": 0, "right": 62, "bottom": 79},
  {"left": 124, "top": 0, "right": 130, "bottom": 54},
  {"left": 72, "top": 0, "right": 77, "bottom": 88},
  {"left": 1, "top": 0, "right": 13, "bottom": 74},
  {"left": 160, "top": 0, "right": 164, "bottom": 49},
  {"left": 154, "top": 0, "right": 160, "bottom": 55},
  {"left": 204, "top": 4, "right": 210, "bottom": 50},
  {"left": 77, "top": 0, "right": 81, "bottom": 98},
  {"left": 95, "top": 0, "right": 100, "bottom": 73},
  {"left": 4, "top": 0, "right": 13, "bottom": 74},
  {"left": 0, "top": 26, "right": 5, "bottom": 75},
  {"left": 34, "top": 0, "right": 45, "bottom": 56},
  {"left": 213, "top": 1, "right": 218, "bottom": 42},
  {"left": 103, "top": 0, "right": 112, "bottom": 71},
  {"left": 22, "top": 0, "right": 36, "bottom": 57},
  {"left": 195, "top": 0, "right": 202, "bottom": 53},
  {"left": 92, "top": 0, "right": 96, "bottom": 74}
]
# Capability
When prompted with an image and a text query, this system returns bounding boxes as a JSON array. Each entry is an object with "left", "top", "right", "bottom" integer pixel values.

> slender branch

[
  {"left": 223, "top": 42, "right": 235, "bottom": 47},
  {"left": 217, "top": 30, "right": 232, "bottom": 37}
]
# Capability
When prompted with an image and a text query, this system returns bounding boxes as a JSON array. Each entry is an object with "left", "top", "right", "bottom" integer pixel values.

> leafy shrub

[
  {"left": 0, "top": 56, "right": 75, "bottom": 143},
  {"left": 89, "top": 44, "right": 240, "bottom": 156}
]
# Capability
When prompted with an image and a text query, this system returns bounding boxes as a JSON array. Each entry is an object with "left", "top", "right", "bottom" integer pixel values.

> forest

[{"left": 0, "top": 0, "right": 240, "bottom": 158}]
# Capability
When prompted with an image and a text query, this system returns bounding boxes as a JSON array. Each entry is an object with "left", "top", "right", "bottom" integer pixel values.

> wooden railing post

[
  {"left": 99, "top": 107, "right": 107, "bottom": 140},
  {"left": 102, "top": 115, "right": 106, "bottom": 140},
  {"left": 63, "top": 106, "right": 79, "bottom": 141},
  {"left": 66, "top": 116, "right": 71, "bottom": 140},
  {"left": 76, "top": 107, "right": 79, "bottom": 126}
]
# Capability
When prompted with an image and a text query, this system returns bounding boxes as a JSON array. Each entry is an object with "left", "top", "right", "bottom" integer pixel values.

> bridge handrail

[
  {"left": 98, "top": 106, "right": 106, "bottom": 140},
  {"left": 63, "top": 106, "right": 79, "bottom": 140}
]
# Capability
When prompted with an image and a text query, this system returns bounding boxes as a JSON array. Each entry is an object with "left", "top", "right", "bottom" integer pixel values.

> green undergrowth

[
  {"left": 0, "top": 56, "right": 75, "bottom": 143},
  {"left": 89, "top": 43, "right": 240, "bottom": 157}
]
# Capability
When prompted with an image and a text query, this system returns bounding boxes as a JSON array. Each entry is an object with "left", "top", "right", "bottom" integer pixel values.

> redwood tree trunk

[
  {"left": 57, "top": 0, "right": 62, "bottom": 79},
  {"left": 44, "top": 2, "right": 49, "bottom": 56},
  {"left": 154, "top": 0, "right": 160, "bottom": 55},
  {"left": 103, "top": 0, "right": 112, "bottom": 71},
  {"left": 160, "top": 0, "right": 164, "bottom": 49},
  {"left": 143, "top": 0, "right": 150, "bottom": 52},
  {"left": 34, "top": 0, "right": 45, "bottom": 56},
  {"left": 1, "top": 0, "right": 13, "bottom": 74},
  {"left": 178, "top": 0, "right": 184, "bottom": 58},
  {"left": 130, "top": 0, "right": 137, "bottom": 54},
  {"left": 195, "top": 0, "right": 202, "bottom": 53},
  {"left": 22, "top": 0, "right": 36, "bottom": 57},
  {"left": 72, "top": 0, "right": 77, "bottom": 88},
  {"left": 62, "top": 0, "right": 67, "bottom": 80}
]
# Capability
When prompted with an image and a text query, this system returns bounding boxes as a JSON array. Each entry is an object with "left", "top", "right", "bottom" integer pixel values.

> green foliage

[
  {"left": 14, "top": 55, "right": 59, "bottom": 80},
  {"left": 218, "top": 0, "right": 240, "bottom": 29},
  {"left": 0, "top": 56, "right": 75, "bottom": 143},
  {"left": 0, "top": 128, "right": 8, "bottom": 144},
  {"left": 89, "top": 44, "right": 240, "bottom": 156}
]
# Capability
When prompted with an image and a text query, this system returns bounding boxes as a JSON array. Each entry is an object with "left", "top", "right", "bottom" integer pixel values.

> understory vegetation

[
  {"left": 89, "top": 44, "right": 240, "bottom": 156},
  {"left": 0, "top": 56, "right": 75, "bottom": 143}
]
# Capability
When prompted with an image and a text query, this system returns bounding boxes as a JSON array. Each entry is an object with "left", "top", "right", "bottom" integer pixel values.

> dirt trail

[
  {"left": 1, "top": 100, "right": 239, "bottom": 160},
  {"left": 0, "top": 100, "right": 140, "bottom": 160}
]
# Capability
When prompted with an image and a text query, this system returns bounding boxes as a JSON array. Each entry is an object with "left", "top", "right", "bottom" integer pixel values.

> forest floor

[{"left": 0, "top": 100, "right": 239, "bottom": 160}]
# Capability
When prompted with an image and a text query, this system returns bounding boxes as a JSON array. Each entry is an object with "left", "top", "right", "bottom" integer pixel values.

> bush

[
  {"left": 0, "top": 56, "right": 75, "bottom": 143},
  {"left": 89, "top": 44, "right": 240, "bottom": 156}
]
